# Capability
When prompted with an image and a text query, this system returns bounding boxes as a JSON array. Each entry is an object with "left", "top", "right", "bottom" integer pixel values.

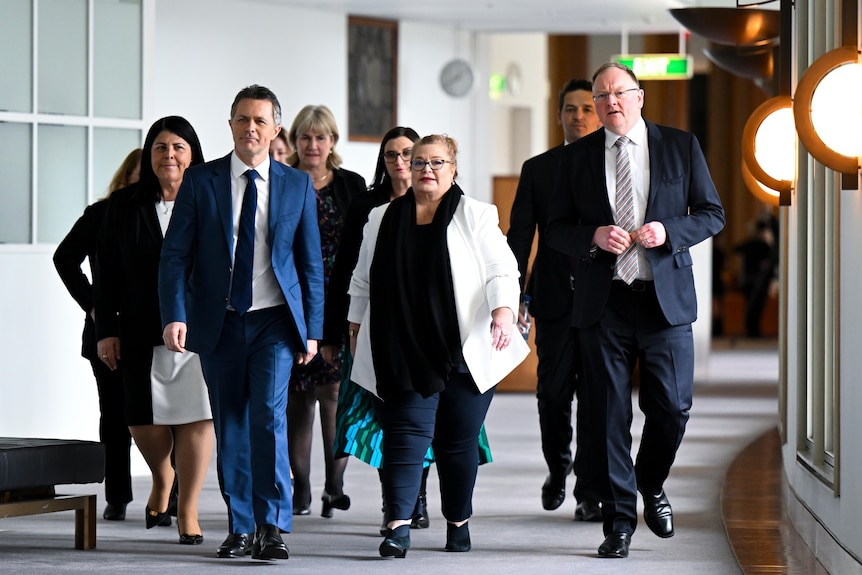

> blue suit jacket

[
  {"left": 158, "top": 153, "right": 324, "bottom": 356},
  {"left": 546, "top": 120, "right": 725, "bottom": 328}
]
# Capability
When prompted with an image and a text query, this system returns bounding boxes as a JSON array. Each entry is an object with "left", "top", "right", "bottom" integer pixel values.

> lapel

[
  {"left": 136, "top": 189, "right": 163, "bottom": 247},
  {"left": 645, "top": 120, "right": 664, "bottom": 216},
  {"left": 591, "top": 129, "right": 616, "bottom": 223},
  {"left": 268, "top": 160, "right": 286, "bottom": 234},
  {"left": 211, "top": 154, "right": 234, "bottom": 254}
]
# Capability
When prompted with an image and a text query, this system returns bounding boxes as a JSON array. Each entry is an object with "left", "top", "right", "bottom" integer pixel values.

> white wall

[{"left": 0, "top": 0, "right": 486, "bottom": 440}]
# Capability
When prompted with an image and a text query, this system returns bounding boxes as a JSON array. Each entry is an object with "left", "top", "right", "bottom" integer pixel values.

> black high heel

[
  {"left": 177, "top": 520, "right": 203, "bottom": 545},
  {"left": 321, "top": 491, "right": 351, "bottom": 518},
  {"left": 145, "top": 504, "right": 171, "bottom": 529},
  {"left": 167, "top": 474, "right": 179, "bottom": 517}
]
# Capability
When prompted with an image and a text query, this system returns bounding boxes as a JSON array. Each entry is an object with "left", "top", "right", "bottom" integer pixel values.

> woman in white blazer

[{"left": 347, "top": 134, "right": 529, "bottom": 558}]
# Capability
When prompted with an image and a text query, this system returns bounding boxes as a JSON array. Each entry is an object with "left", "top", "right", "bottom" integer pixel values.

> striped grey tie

[{"left": 614, "top": 136, "right": 638, "bottom": 284}]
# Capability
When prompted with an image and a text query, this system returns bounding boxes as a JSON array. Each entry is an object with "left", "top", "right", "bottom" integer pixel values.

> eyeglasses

[
  {"left": 592, "top": 88, "right": 640, "bottom": 104},
  {"left": 383, "top": 150, "right": 412, "bottom": 163},
  {"left": 410, "top": 159, "right": 455, "bottom": 172}
]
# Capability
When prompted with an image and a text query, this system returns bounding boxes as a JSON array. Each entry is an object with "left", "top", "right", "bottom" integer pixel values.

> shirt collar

[
  {"left": 603, "top": 117, "right": 647, "bottom": 150},
  {"left": 230, "top": 152, "right": 270, "bottom": 182}
]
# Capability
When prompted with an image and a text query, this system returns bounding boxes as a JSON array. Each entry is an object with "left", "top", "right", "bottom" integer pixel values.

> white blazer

[{"left": 347, "top": 195, "right": 530, "bottom": 397}]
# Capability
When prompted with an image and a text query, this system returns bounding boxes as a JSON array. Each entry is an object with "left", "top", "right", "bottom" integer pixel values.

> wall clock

[{"left": 440, "top": 58, "right": 474, "bottom": 98}]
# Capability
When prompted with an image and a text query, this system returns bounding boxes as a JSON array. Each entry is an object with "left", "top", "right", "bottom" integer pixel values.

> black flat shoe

[
  {"left": 145, "top": 504, "right": 171, "bottom": 529},
  {"left": 598, "top": 532, "right": 631, "bottom": 558},
  {"left": 445, "top": 521, "right": 471, "bottom": 552},
  {"left": 252, "top": 524, "right": 289, "bottom": 560},
  {"left": 379, "top": 524, "right": 410, "bottom": 558},
  {"left": 321, "top": 491, "right": 351, "bottom": 518},
  {"left": 103, "top": 502, "right": 127, "bottom": 521},
  {"left": 216, "top": 532, "right": 253, "bottom": 558}
]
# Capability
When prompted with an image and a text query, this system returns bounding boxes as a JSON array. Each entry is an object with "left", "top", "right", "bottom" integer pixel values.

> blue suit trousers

[{"left": 200, "top": 305, "right": 296, "bottom": 534}]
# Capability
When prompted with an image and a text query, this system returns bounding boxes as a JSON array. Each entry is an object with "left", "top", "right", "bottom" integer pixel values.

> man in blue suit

[
  {"left": 547, "top": 63, "right": 725, "bottom": 559},
  {"left": 159, "top": 85, "right": 323, "bottom": 561}
]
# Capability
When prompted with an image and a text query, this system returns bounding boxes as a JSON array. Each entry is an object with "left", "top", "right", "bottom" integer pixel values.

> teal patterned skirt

[{"left": 334, "top": 353, "right": 493, "bottom": 468}]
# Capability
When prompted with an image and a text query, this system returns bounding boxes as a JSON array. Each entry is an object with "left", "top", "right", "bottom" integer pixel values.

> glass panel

[
  {"left": 94, "top": 0, "right": 142, "bottom": 119},
  {"left": 37, "top": 124, "right": 87, "bottom": 244},
  {"left": 0, "top": 122, "right": 33, "bottom": 244},
  {"left": 93, "top": 127, "right": 141, "bottom": 198},
  {"left": 0, "top": 0, "right": 33, "bottom": 113},
  {"left": 38, "top": 0, "right": 87, "bottom": 115}
]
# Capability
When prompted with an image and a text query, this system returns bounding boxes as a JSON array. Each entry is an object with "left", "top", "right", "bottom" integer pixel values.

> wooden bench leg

[{"left": 75, "top": 494, "right": 97, "bottom": 549}]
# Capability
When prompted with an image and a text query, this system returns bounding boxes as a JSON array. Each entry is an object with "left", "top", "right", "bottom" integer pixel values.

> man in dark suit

[
  {"left": 547, "top": 63, "right": 725, "bottom": 559},
  {"left": 159, "top": 85, "right": 323, "bottom": 561},
  {"left": 507, "top": 79, "right": 603, "bottom": 521}
]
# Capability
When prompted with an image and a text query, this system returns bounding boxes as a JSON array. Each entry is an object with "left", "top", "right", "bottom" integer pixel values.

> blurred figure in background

[
  {"left": 270, "top": 130, "right": 290, "bottom": 164},
  {"left": 52, "top": 147, "right": 142, "bottom": 521}
]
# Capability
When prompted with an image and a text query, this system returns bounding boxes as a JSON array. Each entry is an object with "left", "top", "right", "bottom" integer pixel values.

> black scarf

[{"left": 369, "top": 183, "right": 464, "bottom": 400}]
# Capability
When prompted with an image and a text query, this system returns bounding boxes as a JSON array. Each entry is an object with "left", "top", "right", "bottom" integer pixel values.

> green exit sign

[{"left": 612, "top": 54, "right": 694, "bottom": 80}]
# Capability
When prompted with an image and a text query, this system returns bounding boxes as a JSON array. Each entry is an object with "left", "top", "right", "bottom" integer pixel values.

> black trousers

[
  {"left": 578, "top": 281, "right": 693, "bottom": 536},
  {"left": 534, "top": 313, "right": 595, "bottom": 502},
  {"left": 89, "top": 358, "right": 133, "bottom": 505},
  {"left": 375, "top": 371, "right": 494, "bottom": 523}
]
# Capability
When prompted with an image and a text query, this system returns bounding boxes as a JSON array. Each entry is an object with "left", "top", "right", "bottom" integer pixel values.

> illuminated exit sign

[{"left": 612, "top": 54, "right": 694, "bottom": 80}]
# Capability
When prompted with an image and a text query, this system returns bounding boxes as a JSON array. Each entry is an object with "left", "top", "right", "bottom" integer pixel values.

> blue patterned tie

[
  {"left": 614, "top": 136, "right": 639, "bottom": 284},
  {"left": 230, "top": 169, "right": 258, "bottom": 315}
]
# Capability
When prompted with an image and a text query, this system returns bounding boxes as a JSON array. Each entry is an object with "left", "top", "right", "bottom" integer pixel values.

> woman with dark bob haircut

[{"left": 95, "top": 116, "right": 215, "bottom": 546}]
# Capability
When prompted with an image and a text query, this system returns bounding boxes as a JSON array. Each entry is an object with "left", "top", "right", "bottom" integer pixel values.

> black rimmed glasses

[
  {"left": 383, "top": 149, "right": 413, "bottom": 163},
  {"left": 592, "top": 88, "right": 640, "bottom": 104},
  {"left": 410, "top": 159, "right": 455, "bottom": 172}
]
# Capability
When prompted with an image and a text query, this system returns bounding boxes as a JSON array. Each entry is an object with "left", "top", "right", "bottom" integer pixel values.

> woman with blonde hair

[{"left": 285, "top": 104, "right": 367, "bottom": 517}]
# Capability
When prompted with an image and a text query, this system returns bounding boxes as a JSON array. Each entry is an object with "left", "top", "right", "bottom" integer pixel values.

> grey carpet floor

[{"left": 0, "top": 340, "right": 777, "bottom": 574}]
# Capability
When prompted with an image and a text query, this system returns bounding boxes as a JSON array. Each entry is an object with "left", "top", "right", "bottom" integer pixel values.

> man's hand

[
  {"left": 296, "top": 340, "right": 318, "bottom": 366},
  {"left": 593, "top": 225, "right": 633, "bottom": 255},
  {"left": 162, "top": 322, "right": 188, "bottom": 353},
  {"left": 631, "top": 221, "right": 667, "bottom": 249}
]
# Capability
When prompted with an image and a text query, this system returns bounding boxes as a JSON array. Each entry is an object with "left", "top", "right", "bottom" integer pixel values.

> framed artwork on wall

[{"left": 347, "top": 16, "right": 398, "bottom": 142}]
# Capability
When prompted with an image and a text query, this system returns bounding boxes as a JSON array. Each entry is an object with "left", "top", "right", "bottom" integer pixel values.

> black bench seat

[{"left": 0, "top": 437, "right": 105, "bottom": 549}]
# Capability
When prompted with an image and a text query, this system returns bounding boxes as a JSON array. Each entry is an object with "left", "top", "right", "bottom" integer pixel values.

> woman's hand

[
  {"left": 97, "top": 337, "right": 121, "bottom": 371},
  {"left": 347, "top": 323, "right": 360, "bottom": 357},
  {"left": 490, "top": 307, "right": 517, "bottom": 351}
]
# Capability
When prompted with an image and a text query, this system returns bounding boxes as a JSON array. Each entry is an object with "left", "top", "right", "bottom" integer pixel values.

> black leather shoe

[
  {"left": 642, "top": 489, "right": 674, "bottom": 538},
  {"left": 216, "top": 533, "right": 253, "bottom": 558},
  {"left": 541, "top": 474, "right": 566, "bottom": 510},
  {"left": 444, "top": 521, "right": 471, "bottom": 552},
  {"left": 574, "top": 499, "right": 603, "bottom": 522},
  {"left": 103, "top": 502, "right": 126, "bottom": 521},
  {"left": 321, "top": 491, "right": 351, "bottom": 518},
  {"left": 598, "top": 532, "right": 631, "bottom": 558},
  {"left": 379, "top": 524, "right": 410, "bottom": 558},
  {"left": 145, "top": 504, "right": 171, "bottom": 529},
  {"left": 252, "top": 524, "right": 289, "bottom": 560}
]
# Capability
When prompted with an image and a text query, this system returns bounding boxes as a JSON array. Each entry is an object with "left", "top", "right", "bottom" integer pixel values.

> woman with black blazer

[
  {"left": 95, "top": 116, "right": 213, "bottom": 545},
  {"left": 52, "top": 148, "right": 141, "bottom": 521},
  {"left": 284, "top": 104, "right": 367, "bottom": 517}
]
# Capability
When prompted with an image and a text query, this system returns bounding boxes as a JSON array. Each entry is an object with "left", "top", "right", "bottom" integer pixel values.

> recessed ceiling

[{"left": 260, "top": 0, "right": 773, "bottom": 34}]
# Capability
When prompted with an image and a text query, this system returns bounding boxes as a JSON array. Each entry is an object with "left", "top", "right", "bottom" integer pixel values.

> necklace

[
  {"left": 160, "top": 199, "right": 174, "bottom": 214},
  {"left": 314, "top": 170, "right": 330, "bottom": 183}
]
